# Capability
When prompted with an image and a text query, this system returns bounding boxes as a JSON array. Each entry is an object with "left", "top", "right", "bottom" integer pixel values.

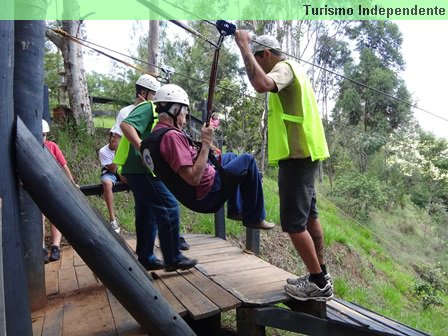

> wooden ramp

[{"left": 32, "top": 234, "right": 430, "bottom": 336}]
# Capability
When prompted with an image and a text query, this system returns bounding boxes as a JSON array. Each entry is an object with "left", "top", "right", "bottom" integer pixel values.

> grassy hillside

[{"left": 54, "top": 122, "right": 447, "bottom": 336}]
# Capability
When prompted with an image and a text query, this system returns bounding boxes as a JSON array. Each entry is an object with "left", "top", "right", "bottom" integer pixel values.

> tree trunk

[
  {"left": 46, "top": 21, "right": 93, "bottom": 134},
  {"left": 148, "top": 21, "right": 159, "bottom": 74}
]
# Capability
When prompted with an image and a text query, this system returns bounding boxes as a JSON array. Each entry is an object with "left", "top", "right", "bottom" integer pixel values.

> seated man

[
  {"left": 141, "top": 84, "right": 274, "bottom": 230},
  {"left": 99, "top": 130, "right": 121, "bottom": 233}
]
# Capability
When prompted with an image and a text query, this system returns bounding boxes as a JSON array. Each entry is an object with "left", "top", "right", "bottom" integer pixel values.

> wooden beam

[
  {"left": 0, "top": 199, "right": 6, "bottom": 336},
  {"left": 80, "top": 182, "right": 129, "bottom": 196},
  {"left": 16, "top": 118, "right": 195, "bottom": 336}
]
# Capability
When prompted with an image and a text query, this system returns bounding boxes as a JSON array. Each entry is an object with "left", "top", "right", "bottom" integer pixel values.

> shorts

[
  {"left": 278, "top": 158, "right": 318, "bottom": 233},
  {"left": 101, "top": 172, "right": 118, "bottom": 185}
]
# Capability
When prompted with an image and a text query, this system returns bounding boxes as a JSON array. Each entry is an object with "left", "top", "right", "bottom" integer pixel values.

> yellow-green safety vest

[
  {"left": 268, "top": 60, "right": 329, "bottom": 165},
  {"left": 113, "top": 101, "right": 157, "bottom": 173}
]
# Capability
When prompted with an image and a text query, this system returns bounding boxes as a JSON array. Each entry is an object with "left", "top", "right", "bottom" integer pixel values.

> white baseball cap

[{"left": 251, "top": 35, "right": 281, "bottom": 54}]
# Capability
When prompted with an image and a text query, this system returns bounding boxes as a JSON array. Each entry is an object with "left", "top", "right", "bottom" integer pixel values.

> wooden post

[
  {"left": 0, "top": 21, "right": 33, "bottom": 336},
  {"left": 245, "top": 228, "right": 260, "bottom": 255},
  {"left": 236, "top": 307, "right": 265, "bottom": 336},
  {"left": 16, "top": 118, "right": 195, "bottom": 336},
  {"left": 0, "top": 199, "right": 6, "bottom": 336},
  {"left": 14, "top": 20, "right": 47, "bottom": 311}
]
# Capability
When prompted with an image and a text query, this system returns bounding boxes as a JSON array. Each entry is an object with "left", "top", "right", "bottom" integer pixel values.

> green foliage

[
  {"left": 43, "top": 42, "right": 63, "bottom": 108},
  {"left": 331, "top": 172, "right": 388, "bottom": 221},
  {"left": 413, "top": 263, "right": 447, "bottom": 309}
]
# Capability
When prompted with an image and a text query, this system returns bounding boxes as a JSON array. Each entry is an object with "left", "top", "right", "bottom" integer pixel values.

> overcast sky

[{"left": 83, "top": 20, "right": 447, "bottom": 139}]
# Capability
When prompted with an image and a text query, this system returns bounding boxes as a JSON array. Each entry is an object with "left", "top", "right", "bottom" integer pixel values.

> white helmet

[
  {"left": 136, "top": 74, "right": 160, "bottom": 92},
  {"left": 154, "top": 84, "right": 189, "bottom": 106},
  {"left": 42, "top": 119, "right": 50, "bottom": 133}
]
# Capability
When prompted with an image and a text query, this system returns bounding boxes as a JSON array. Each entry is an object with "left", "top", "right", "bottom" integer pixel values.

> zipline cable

[{"left": 140, "top": 0, "right": 448, "bottom": 123}]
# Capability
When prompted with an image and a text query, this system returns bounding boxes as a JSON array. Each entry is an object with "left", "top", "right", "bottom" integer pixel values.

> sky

[{"left": 82, "top": 20, "right": 448, "bottom": 139}]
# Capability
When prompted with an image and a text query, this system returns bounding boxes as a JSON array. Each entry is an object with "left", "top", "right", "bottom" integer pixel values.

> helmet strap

[{"left": 157, "top": 103, "right": 187, "bottom": 127}]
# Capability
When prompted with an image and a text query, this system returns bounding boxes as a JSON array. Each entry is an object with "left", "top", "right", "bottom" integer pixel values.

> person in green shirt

[
  {"left": 116, "top": 74, "right": 196, "bottom": 272},
  {"left": 235, "top": 32, "right": 333, "bottom": 301}
]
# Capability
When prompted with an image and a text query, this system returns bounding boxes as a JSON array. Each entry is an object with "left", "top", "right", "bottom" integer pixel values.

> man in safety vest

[
  {"left": 235, "top": 32, "right": 333, "bottom": 301},
  {"left": 114, "top": 74, "right": 197, "bottom": 272}
]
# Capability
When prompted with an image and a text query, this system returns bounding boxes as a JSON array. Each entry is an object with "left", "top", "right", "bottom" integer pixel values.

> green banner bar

[{"left": 3, "top": 0, "right": 448, "bottom": 20}]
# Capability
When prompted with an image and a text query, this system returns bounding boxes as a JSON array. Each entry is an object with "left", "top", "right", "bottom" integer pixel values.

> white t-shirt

[
  {"left": 99, "top": 144, "right": 115, "bottom": 167},
  {"left": 111, "top": 104, "right": 135, "bottom": 136}
]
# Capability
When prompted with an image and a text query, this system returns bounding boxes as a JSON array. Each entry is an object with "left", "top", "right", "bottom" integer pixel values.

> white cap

[
  {"left": 251, "top": 35, "right": 281, "bottom": 54},
  {"left": 42, "top": 119, "right": 50, "bottom": 133}
]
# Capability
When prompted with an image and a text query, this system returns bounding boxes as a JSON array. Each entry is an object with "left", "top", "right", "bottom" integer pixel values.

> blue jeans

[
  {"left": 197, "top": 153, "right": 266, "bottom": 225},
  {"left": 125, "top": 174, "right": 181, "bottom": 265}
]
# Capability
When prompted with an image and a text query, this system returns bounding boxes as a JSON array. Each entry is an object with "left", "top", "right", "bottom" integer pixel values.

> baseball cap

[{"left": 251, "top": 35, "right": 281, "bottom": 54}]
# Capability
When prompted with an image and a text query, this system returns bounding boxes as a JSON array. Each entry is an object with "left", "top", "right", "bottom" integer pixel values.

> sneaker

[
  {"left": 110, "top": 219, "right": 120, "bottom": 233},
  {"left": 140, "top": 258, "right": 166, "bottom": 271},
  {"left": 49, "top": 245, "right": 60, "bottom": 262},
  {"left": 287, "top": 273, "right": 333, "bottom": 287},
  {"left": 285, "top": 280, "right": 333, "bottom": 302},
  {"left": 244, "top": 220, "right": 275, "bottom": 230},
  {"left": 165, "top": 256, "right": 197, "bottom": 272},
  {"left": 43, "top": 248, "right": 49, "bottom": 264},
  {"left": 179, "top": 236, "right": 190, "bottom": 251}
]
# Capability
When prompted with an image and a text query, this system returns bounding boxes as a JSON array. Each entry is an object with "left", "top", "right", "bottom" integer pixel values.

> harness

[{"left": 140, "top": 127, "right": 238, "bottom": 213}]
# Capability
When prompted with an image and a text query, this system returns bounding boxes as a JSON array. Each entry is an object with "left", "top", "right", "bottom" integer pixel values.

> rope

[{"left": 50, "top": 28, "right": 158, "bottom": 78}]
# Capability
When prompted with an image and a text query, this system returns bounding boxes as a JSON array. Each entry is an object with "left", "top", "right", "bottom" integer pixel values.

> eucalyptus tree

[
  {"left": 46, "top": 19, "right": 93, "bottom": 134},
  {"left": 332, "top": 21, "right": 413, "bottom": 172}
]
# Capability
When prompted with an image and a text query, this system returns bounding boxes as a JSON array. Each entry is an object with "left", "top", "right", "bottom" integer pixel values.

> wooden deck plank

[
  {"left": 45, "top": 269, "right": 59, "bottom": 296},
  {"left": 31, "top": 314, "right": 44, "bottom": 336},
  {"left": 152, "top": 278, "right": 187, "bottom": 316},
  {"left": 181, "top": 240, "right": 233, "bottom": 251},
  {"left": 186, "top": 248, "right": 243, "bottom": 264},
  {"left": 182, "top": 268, "right": 241, "bottom": 311},
  {"left": 60, "top": 248, "right": 74, "bottom": 270},
  {"left": 41, "top": 299, "right": 64, "bottom": 336},
  {"left": 62, "top": 287, "right": 115, "bottom": 335},
  {"left": 240, "top": 289, "right": 290, "bottom": 305},
  {"left": 202, "top": 255, "right": 272, "bottom": 275},
  {"left": 75, "top": 264, "right": 100, "bottom": 289},
  {"left": 212, "top": 266, "right": 290, "bottom": 288},
  {"left": 155, "top": 271, "right": 220, "bottom": 320},
  {"left": 106, "top": 289, "right": 146, "bottom": 336},
  {"left": 183, "top": 245, "right": 241, "bottom": 258},
  {"left": 236, "top": 279, "right": 290, "bottom": 296},
  {"left": 182, "top": 236, "right": 231, "bottom": 247},
  {"left": 73, "top": 252, "right": 84, "bottom": 267},
  {"left": 58, "top": 267, "right": 78, "bottom": 295}
]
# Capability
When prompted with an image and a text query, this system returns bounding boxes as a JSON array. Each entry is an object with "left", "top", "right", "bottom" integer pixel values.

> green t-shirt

[{"left": 121, "top": 101, "right": 155, "bottom": 174}]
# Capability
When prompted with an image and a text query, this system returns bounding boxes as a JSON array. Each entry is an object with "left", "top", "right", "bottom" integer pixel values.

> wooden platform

[
  {"left": 31, "top": 234, "right": 430, "bottom": 336},
  {"left": 32, "top": 233, "right": 294, "bottom": 335}
]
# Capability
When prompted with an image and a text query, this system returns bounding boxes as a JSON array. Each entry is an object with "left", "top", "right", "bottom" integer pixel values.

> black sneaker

[
  {"left": 179, "top": 236, "right": 190, "bottom": 251},
  {"left": 165, "top": 256, "right": 197, "bottom": 272},
  {"left": 43, "top": 248, "right": 49, "bottom": 264},
  {"left": 49, "top": 245, "right": 60, "bottom": 262},
  {"left": 140, "top": 258, "right": 166, "bottom": 271}
]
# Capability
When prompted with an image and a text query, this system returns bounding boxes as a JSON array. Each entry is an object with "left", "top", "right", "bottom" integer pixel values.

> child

[
  {"left": 99, "top": 131, "right": 121, "bottom": 233},
  {"left": 42, "top": 119, "right": 77, "bottom": 263}
]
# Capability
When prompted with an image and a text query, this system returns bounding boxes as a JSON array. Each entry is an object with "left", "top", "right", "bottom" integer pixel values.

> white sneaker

[
  {"left": 285, "top": 280, "right": 333, "bottom": 302},
  {"left": 287, "top": 272, "right": 333, "bottom": 287},
  {"left": 110, "top": 219, "right": 120, "bottom": 233}
]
